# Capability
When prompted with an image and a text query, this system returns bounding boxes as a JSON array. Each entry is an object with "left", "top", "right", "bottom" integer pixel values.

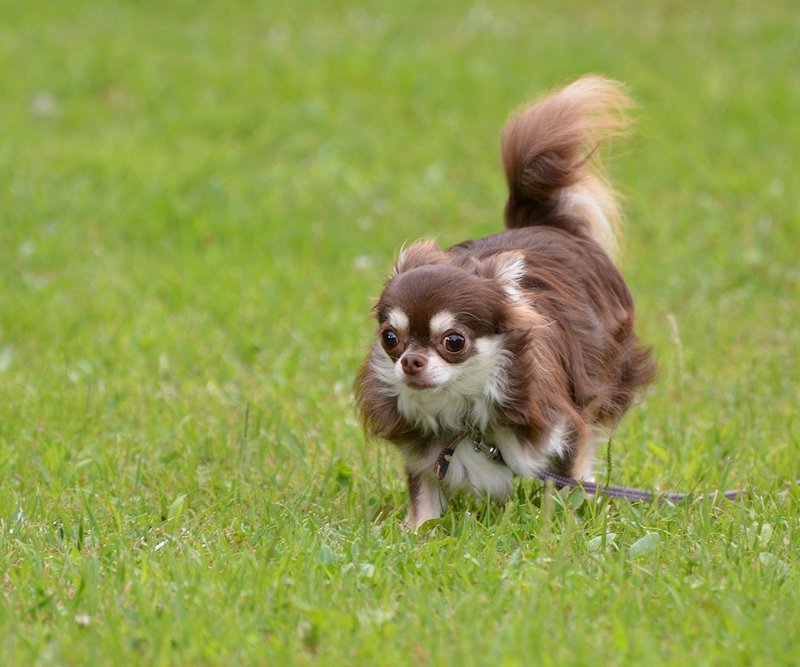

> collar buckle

[
  {"left": 435, "top": 426, "right": 505, "bottom": 481},
  {"left": 468, "top": 426, "right": 502, "bottom": 462}
]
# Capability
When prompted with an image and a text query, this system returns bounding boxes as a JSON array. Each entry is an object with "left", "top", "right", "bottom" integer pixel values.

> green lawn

[{"left": 2, "top": 1, "right": 799, "bottom": 664}]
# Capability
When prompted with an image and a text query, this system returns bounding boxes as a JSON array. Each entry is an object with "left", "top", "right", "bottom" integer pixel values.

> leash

[
  {"left": 529, "top": 468, "right": 745, "bottom": 503},
  {"left": 434, "top": 428, "right": 799, "bottom": 503}
]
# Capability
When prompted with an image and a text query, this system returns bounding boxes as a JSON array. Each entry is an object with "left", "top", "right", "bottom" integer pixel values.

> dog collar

[{"left": 434, "top": 426, "right": 505, "bottom": 481}]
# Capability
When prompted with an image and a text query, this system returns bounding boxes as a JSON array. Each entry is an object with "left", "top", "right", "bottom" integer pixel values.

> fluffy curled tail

[{"left": 501, "top": 76, "right": 632, "bottom": 259}]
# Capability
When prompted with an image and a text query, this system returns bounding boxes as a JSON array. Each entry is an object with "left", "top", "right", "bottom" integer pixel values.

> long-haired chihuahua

[{"left": 355, "top": 77, "right": 655, "bottom": 530}]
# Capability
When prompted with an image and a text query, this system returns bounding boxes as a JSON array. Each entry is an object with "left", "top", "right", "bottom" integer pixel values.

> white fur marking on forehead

[
  {"left": 429, "top": 310, "right": 457, "bottom": 335},
  {"left": 387, "top": 308, "right": 410, "bottom": 332},
  {"left": 494, "top": 253, "right": 527, "bottom": 301}
]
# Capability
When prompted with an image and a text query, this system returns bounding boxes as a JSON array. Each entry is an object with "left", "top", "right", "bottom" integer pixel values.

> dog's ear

[
  {"left": 394, "top": 239, "right": 450, "bottom": 275},
  {"left": 477, "top": 251, "right": 527, "bottom": 301}
]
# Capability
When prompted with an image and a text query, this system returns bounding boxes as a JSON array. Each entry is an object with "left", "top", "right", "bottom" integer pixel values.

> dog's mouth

[{"left": 403, "top": 375, "right": 438, "bottom": 390}]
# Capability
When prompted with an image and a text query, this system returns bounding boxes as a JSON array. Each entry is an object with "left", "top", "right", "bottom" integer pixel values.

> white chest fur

[
  {"left": 404, "top": 423, "right": 568, "bottom": 530},
  {"left": 441, "top": 424, "right": 566, "bottom": 500}
]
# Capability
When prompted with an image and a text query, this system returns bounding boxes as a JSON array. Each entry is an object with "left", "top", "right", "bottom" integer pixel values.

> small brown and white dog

[{"left": 354, "top": 76, "right": 656, "bottom": 530}]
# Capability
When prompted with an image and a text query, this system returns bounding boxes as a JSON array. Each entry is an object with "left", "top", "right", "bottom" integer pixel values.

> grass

[{"left": 1, "top": 0, "right": 799, "bottom": 664}]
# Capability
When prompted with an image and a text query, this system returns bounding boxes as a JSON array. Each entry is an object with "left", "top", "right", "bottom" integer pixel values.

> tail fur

[{"left": 501, "top": 76, "right": 632, "bottom": 259}]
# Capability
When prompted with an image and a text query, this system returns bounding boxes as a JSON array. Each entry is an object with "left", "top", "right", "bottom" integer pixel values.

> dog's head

[
  {"left": 356, "top": 241, "right": 538, "bottom": 436},
  {"left": 376, "top": 264, "right": 506, "bottom": 387}
]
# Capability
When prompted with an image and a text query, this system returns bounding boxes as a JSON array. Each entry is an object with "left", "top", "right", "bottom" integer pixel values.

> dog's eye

[
  {"left": 381, "top": 329, "right": 399, "bottom": 351},
  {"left": 443, "top": 333, "right": 466, "bottom": 353}
]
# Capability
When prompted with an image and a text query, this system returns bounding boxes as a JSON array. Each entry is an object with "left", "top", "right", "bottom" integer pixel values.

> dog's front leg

[{"left": 404, "top": 470, "right": 447, "bottom": 531}]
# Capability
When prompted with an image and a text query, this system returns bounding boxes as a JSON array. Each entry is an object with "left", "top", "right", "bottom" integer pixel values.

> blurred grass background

[{"left": 1, "top": 1, "right": 798, "bottom": 664}]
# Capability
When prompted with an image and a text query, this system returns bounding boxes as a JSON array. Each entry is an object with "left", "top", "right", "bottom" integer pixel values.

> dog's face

[
  {"left": 375, "top": 263, "right": 507, "bottom": 386},
  {"left": 362, "top": 256, "right": 522, "bottom": 434},
  {"left": 355, "top": 240, "right": 550, "bottom": 436}
]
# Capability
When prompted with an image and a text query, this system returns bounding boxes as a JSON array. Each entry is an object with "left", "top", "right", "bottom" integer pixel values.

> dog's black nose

[{"left": 401, "top": 353, "right": 427, "bottom": 375}]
